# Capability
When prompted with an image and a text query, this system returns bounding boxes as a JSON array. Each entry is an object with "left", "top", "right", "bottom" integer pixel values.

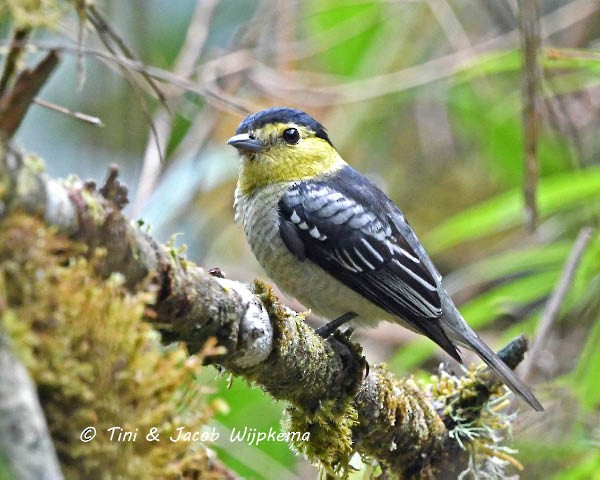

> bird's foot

[{"left": 315, "top": 312, "right": 358, "bottom": 338}]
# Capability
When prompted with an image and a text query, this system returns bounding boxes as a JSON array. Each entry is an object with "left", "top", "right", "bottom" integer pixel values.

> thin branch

[
  {"left": 519, "top": 0, "right": 542, "bottom": 232},
  {"left": 130, "top": 108, "right": 171, "bottom": 217},
  {"left": 274, "top": 0, "right": 298, "bottom": 69},
  {"left": 172, "top": 0, "right": 221, "bottom": 76},
  {"left": 0, "top": 51, "right": 60, "bottom": 140},
  {"left": 521, "top": 226, "right": 594, "bottom": 381},
  {"left": 543, "top": 85, "right": 585, "bottom": 168},
  {"left": 33, "top": 98, "right": 104, "bottom": 127},
  {"left": 74, "top": 0, "right": 87, "bottom": 90},
  {"left": 426, "top": 0, "right": 471, "bottom": 51},
  {"left": 0, "top": 28, "right": 30, "bottom": 97},
  {"left": 2, "top": 40, "right": 255, "bottom": 115},
  {"left": 0, "top": 336, "right": 64, "bottom": 479}
]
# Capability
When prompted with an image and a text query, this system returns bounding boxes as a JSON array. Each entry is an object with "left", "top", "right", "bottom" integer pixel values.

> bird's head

[{"left": 228, "top": 107, "right": 345, "bottom": 195}]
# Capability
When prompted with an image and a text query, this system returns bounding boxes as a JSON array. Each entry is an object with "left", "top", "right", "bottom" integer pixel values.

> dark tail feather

[
  {"left": 465, "top": 333, "right": 543, "bottom": 412},
  {"left": 440, "top": 295, "right": 543, "bottom": 411},
  {"left": 420, "top": 320, "right": 463, "bottom": 364}
]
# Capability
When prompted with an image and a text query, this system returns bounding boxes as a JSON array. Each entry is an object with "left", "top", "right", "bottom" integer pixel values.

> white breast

[{"left": 234, "top": 184, "right": 391, "bottom": 324}]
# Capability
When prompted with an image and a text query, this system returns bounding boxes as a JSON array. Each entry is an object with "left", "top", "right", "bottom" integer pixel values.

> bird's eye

[{"left": 282, "top": 128, "right": 300, "bottom": 145}]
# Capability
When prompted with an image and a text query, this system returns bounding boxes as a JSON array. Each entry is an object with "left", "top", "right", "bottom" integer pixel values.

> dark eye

[{"left": 282, "top": 128, "right": 300, "bottom": 144}]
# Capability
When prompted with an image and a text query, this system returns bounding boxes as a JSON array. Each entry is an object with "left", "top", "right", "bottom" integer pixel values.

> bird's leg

[{"left": 315, "top": 312, "right": 358, "bottom": 338}]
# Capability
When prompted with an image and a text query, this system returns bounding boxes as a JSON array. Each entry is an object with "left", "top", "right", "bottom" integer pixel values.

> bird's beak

[{"left": 227, "top": 133, "right": 262, "bottom": 153}]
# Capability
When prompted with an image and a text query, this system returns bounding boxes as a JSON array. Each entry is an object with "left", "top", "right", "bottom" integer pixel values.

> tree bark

[{"left": 0, "top": 336, "right": 63, "bottom": 480}]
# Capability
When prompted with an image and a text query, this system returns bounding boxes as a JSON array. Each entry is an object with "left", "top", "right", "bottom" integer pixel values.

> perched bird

[{"left": 228, "top": 106, "right": 543, "bottom": 412}]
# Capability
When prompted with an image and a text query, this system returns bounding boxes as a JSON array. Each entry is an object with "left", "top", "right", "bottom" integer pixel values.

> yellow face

[{"left": 230, "top": 122, "right": 346, "bottom": 195}]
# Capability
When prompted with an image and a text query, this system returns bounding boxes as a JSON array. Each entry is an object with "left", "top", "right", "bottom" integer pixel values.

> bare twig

[
  {"left": 173, "top": 0, "right": 221, "bottom": 76},
  {"left": 0, "top": 51, "right": 60, "bottom": 140},
  {"left": 33, "top": 98, "right": 104, "bottom": 127},
  {"left": 543, "top": 87, "right": 585, "bottom": 168},
  {"left": 0, "top": 28, "right": 31, "bottom": 98},
  {"left": 130, "top": 109, "right": 170, "bottom": 216},
  {"left": 519, "top": 0, "right": 542, "bottom": 232},
  {"left": 426, "top": 0, "right": 471, "bottom": 51},
  {"left": 521, "top": 226, "right": 594, "bottom": 381},
  {"left": 7, "top": 41, "right": 256, "bottom": 115},
  {"left": 74, "top": 0, "right": 87, "bottom": 90}
]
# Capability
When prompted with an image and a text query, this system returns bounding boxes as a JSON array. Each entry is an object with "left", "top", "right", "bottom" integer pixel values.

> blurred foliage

[
  {"left": 206, "top": 377, "right": 299, "bottom": 480},
  {"left": 2, "top": 0, "right": 600, "bottom": 478}
]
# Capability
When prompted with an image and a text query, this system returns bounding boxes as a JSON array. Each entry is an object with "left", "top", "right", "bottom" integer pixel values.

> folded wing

[{"left": 278, "top": 168, "right": 461, "bottom": 361}]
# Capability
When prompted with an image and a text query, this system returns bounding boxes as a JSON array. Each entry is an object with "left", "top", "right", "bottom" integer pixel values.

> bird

[{"left": 227, "top": 106, "right": 543, "bottom": 412}]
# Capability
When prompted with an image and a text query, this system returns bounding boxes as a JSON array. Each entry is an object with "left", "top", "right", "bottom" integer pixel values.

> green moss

[
  {"left": 252, "top": 279, "right": 287, "bottom": 321},
  {"left": 22, "top": 154, "right": 45, "bottom": 174},
  {"left": 0, "top": 214, "right": 223, "bottom": 479},
  {"left": 2, "top": 0, "right": 68, "bottom": 29},
  {"left": 287, "top": 398, "right": 358, "bottom": 479},
  {"left": 251, "top": 278, "right": 296, "bottom": 358},
  {"left": 351, "top": 364, "right": 446, "bottom": 478},
  {"left": 251, "top": 280, "right": 362, "bottom": 477},
  {"left": 79, "top": 188, "right": 106, "bottom": 225}
]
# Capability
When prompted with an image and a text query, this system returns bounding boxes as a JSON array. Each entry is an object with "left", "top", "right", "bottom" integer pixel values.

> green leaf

[
  {"left": 459, "top": 270, "right": 558, "bottom": 329},
  {"left": 552, "top": 451, "right": 600, "bottom": 480},
  {"left": 202, "top": 375, "right": 298, "bottom": 479},
  {"left": 449, "top": 78, "right": 572, "bottom": 184},
  {"left": 304, "top": 1, "right": 383, "bottom": 76},
  {"left": 425, "top": 167, "right": 600, "bottom": 254},
  {"left": 448, "top": 242, "right": 570, "bottom": 288},
  {"left": 454, "top": 48, "right": 600, "bottom": 82},
  {"left": 454, "top": 50, "right": 521, "bottom": 81},
  {"left": 572, "top": 316, "right": 600, "bottom": 409}
]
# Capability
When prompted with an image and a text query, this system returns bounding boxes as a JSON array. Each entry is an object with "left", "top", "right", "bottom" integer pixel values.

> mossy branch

[{"left": 0, "top": 145, "right": 529, "bottom": 478}]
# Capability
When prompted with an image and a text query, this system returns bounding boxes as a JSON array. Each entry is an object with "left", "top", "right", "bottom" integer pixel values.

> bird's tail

[
  {"left": 441, "top": 298, "right": 543, "bottom": 412},
  {"left": 460, "top": 330, "right": 543, "bottom": 412}
]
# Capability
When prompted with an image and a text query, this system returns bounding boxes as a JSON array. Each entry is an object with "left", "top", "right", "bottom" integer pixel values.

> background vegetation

[{"left": 1, "top": 0, "right": 600, "bottom": 478}]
